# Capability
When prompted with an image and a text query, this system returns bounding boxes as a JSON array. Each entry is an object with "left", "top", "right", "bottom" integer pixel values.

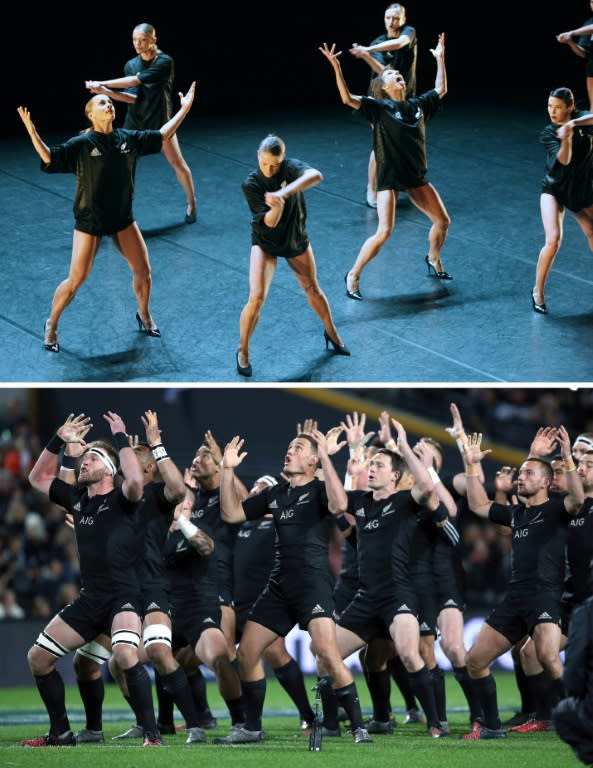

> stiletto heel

[
  {"left": 531, "top": 290, "right": 548, "bottom": 314},
  {"left": 324, "top": 330, "right": 351, "bottom": 356},
  {"left": 43, "top": 319, "right": 59, "bottom": 353},
  {"left": 136, "top": 312, "right": 161, "bottom": 338},
  {"left": 344, "top": 272, "right": 363, "bottom": 301},
  {"left": 425, "top": 255, "right": 452, "bottom": 280},
  {"left": 236, "top": 349, "right": 252, "bottom": 377}
]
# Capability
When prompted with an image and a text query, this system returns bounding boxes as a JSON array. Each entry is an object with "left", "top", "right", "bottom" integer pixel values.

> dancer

[
  {"left": 86, "top": 22, "right": 197, "bottom": 223},
  {"left": 320, "top": 34, "right": 451, "bottom": 301},
  {"left": 237, "top": 134, "right": 349, "bottom": 377},
  {"left": 17, "top": 83, "right": 195, "bottom": 352},
  {"left": 532, "top": 87, "right": 593, "bottom": 314}
]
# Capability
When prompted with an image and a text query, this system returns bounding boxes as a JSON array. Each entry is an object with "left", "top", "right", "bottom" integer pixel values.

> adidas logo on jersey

[
  {"left": 145, "top": 602, "right": 160, "bottom": 612},
  {"left": 90, "top": 148, "right": 102, "bottom": 157},
  {"left": 311, "top": 604, "right": 324, "bottom": 614},
  {"left": 537, "top": 611, "right": 553, "bottom": 620},
  {"left": 269, "top": 500, "right": 279, "bottom": 509}
]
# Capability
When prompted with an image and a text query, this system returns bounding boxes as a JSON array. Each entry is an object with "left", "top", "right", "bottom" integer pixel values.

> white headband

[
  {"left": 86, "top": 447, "right": 117, "bottom": 477},
  {"left": 574, "top": 435, "right": 593, "bottom": 449},
  {"left": 256, "top": 475, "right": 278, "bottom": 487}
]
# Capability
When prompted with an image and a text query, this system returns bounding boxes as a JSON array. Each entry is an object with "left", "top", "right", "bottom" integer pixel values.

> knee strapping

[
  {"left": 76, "top": 640, "right": 112, "bottom": 665},
  {"left": 111, "top": 629, "right": 140, "bottom": 649},
  {"left": 34, "top": 630, "right": 69, "bottom": 659},
  {"left": 143, "top": 623, "right": 172, "bottom": 649}
]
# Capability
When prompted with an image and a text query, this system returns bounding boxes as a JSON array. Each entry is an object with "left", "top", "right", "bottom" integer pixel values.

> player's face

[
  {"left": 516, "top": 461, "right": 549, "bottom": 498},
  {"left": 283, "top": 438, "right": 315, "bottom": 475},
  {"left": 367, "top": 454, "right": 396, "bottom": 490},
  {"left": 573, "top": 440, "right": 593, "bottom": 462},
  {"left": 577, "top": 454, "right": 593, "bottom": 493},
  {"left": 191, "top": 446, "right": 218, "bottom": 478},
  {"left": 78, "top": 452, "right": 109, "bottom": 485},
  {"left": 550, "top": 460, "right": 567, "bottom": 493},
  {"left": 258, "top": 150, "right": 285, "bottom": 178}
]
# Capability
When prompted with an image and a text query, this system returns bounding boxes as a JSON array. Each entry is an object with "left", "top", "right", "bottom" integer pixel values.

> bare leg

[
  {"left": 162, "top": 135, "right": 197, "bottom": 219},
  {"left": 287, "top": 246, "right": 345, "bottom": 346},
  {"left": 112, "top": 222, "right": 155, "bottom": 329},
  {"left": 407, "top": 183, "right": 451, "bottom": 272},
  {"left": 238, "top": 246, "right": 276, "bottom": 368},
  {"left": 534, "top": 193, "right": 563, "bottom": 304},
  {"left": 46, "top": 230, "right": 101, "bottom": 345},
  {"left": 367, "top": 150, "right": 377, "bottom": 207},
  {"left": 347, "top": 189, "right": 396, "bottom": 292}
]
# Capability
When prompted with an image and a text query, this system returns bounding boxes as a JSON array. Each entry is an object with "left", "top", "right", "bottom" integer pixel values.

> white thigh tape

[
  {"left": 76, "top": 639, "right": 112, "bottom": 664},
  {"left": 111, "top": 629, "right": 140, "bottom": 648},
  {"left": 35, "top": 630, "right": 69, "bottom": 659},
  {"left": 143, "top": 623, "right": 172, "bottom": 648}
]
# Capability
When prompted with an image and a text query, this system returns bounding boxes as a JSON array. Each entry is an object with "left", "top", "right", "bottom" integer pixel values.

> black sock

[
  {"left": 35, "top": 670, "right": 70, "bottom": 736},
  {"left": 124, "top": 662, "right": 157, "bottom": 731},
  {"left": 242, "top": 678, "right": 266, "bottom": 731},
  {"left": 366, "top": 668, "right": 392, "bottom": 722},
  {"left": 187, "top": 667, "right": 213, "bottom": 719},
  {"left": 528, "top": 671, "right": 554, "bottom": 720},
  {"left": 388, "top": 656, "right": 417, "bottom": 710},
  {"left": 408, "top": 666, "right": 439, "bottom": 727},
  {"left": 514, "top": 661, "right": 535, "bottom": 714},
  {"left": 274, "top": 659, "right": 315, "bottom": 722},
  {"left": 77, "top": 677, "right": 104, "bottom": 730},
  {"left": 160, "top": 666, "right": 200, "bottom": 728},
  {"left": 430, "top": 666, "right": 447, "bottom": 722},
  {"left": 335, "top": 681, "right": 364, "bottom": 730},
  {"left": 155, "top": 670, "right": 175, "bottom": 726},
  {"left": 224, "top": 696, "right": 245, "bottom": 725},
  {"left": 453, "top": 665, "right": 483, "bottom": 722},
  {"left": 473, "top": 674, "right": 501, "bottom": 730},
  {"left": 318, "top": 676, "right": 339, "bottom": 729}
]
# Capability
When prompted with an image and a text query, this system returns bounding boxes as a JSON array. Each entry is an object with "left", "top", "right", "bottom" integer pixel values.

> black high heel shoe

[
  {"left": 136, "top": 312, "right": 161, "bottom": 338},
  {"left": 425, "top": 255, "right": 453, "bottom": 280},
  {"left": 43, "top": 319, "right": 59, "bottom": 353},
  {"left": 324, "top": 331, "right": 351, "bottom": 356},
  {"left": 344, "top": 272, "right": 363, "bottom": 301},
  {"left": 236, "top": 349, "right": 252, "bottom": 377},
  {"left": 531, "top": 291, "right": 548, "bottom": 314}
]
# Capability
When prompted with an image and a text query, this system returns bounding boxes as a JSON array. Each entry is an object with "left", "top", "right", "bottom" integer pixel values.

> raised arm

[
  {"left": 310, "top": 428, "right": 348, "bottom": 515},
  {"left": 103, "top": 411, "right": 143, "bottom": 502},
  {"left": 29, "top": 413, "right": 92, "bottom": 495},
  {"left": 142, "top": 409, "right": 186, "bottom": 505},
  {"left": 16, "top": 107, "right": 51, "bottom": 164},
  {"left": 319, "top": 43, "right": 363, "bottom": 110},
  {"left": 556, "top": 426, "right": 585, "bottom": 514},
  {"left": 219, "top": 436, "right": 248, "bottom": 524},
  {"left": 430, "top": 33, "right": 447, "bottom": 98},
  {"left": 462, "top": 433, "right": 494, "bottom": 518},
  {"left": 160, "top": 82, "right": 196, "bottom": 141},
  {"left": 391, "top": 418, "right": 434, "bottom": 504}
]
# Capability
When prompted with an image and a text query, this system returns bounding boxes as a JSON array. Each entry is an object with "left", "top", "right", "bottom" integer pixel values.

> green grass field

[{"left": 0, "top": 672, "right": 580, "bottom": 768}]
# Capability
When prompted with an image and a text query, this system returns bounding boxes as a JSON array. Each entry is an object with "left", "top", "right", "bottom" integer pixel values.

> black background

[{"left": 7, "top": 2, "right": 591, "bottom": 137}]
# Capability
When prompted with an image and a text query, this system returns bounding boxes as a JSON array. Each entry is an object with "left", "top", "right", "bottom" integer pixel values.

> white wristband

[
  {"left": 455, "top": 437, "right": 467, "bottom": 454},
  {"left": 428, "top": 467, "right": 441, "bottom": 484},
  {"left": 177, "top": 516, "right": 198, "bottom": 540}
]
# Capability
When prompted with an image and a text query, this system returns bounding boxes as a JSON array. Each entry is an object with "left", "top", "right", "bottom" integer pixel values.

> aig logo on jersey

[
  {"left": 364, "top": 519, "right": 380, "bottom": 530},
  {"left": 79, "top": 516, "right": 95, "bottom": 526},
  {"left": 569, "top": 517, "right": 586, "bottom": 528},
  {"left": 514, "top": 528, "right": 529, "bottom": 539},
  {"left": 279, "top": 510, "right": 295, "bottom": 520}
]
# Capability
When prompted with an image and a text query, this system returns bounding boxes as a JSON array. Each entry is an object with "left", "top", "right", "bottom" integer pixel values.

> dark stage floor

[{"left": 2, "top": 99, "right": 592, "bottom": 384}]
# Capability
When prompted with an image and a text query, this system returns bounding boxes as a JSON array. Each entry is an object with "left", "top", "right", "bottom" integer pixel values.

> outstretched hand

[
  {"left": 57, "top": 413, "right": 92, "bottom": 447},
  {"left": 319, "top": 42, "right": 343, "bottom": 68},
  {"left": 429, "top": 33, "right": 445, "bottom": 60},
  {"left": 222, "top": 435, "right": 247, "bottom": 469}
]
